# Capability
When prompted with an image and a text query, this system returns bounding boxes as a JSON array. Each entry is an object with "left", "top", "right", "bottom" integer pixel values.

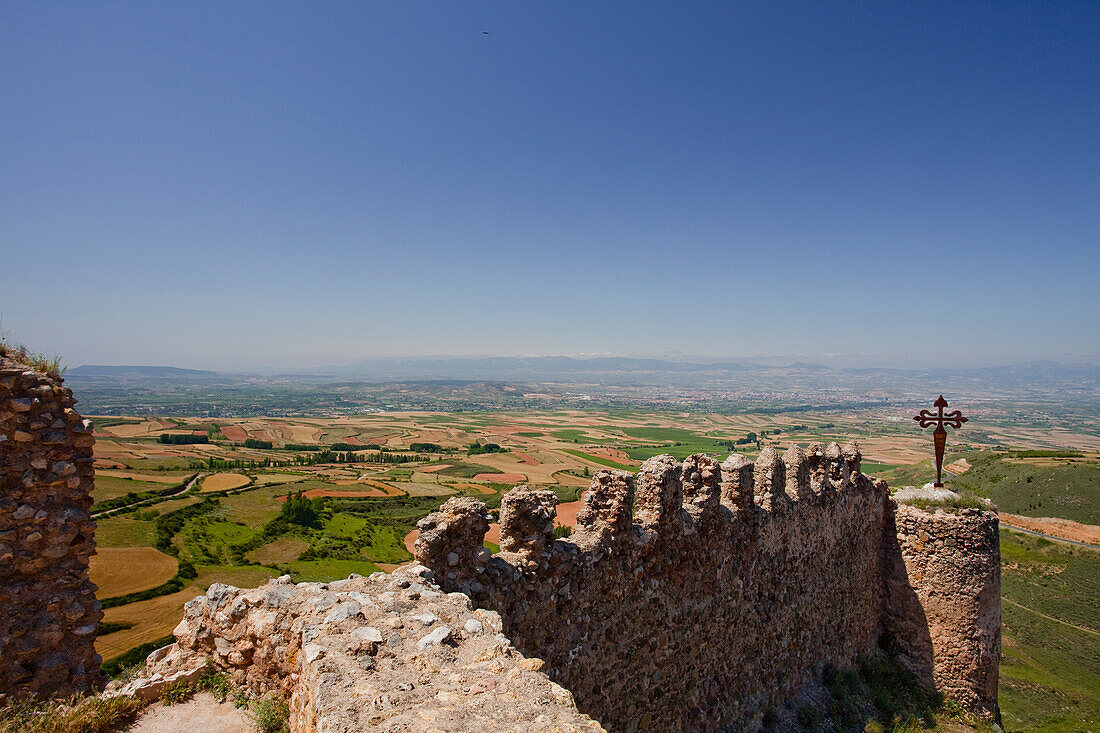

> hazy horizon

[
  {"left": 3, "top": 3, "right": 1098, "bottom": 369},
  {"left": 60, "top": 351, "right": 1100, "bottom": 375}
]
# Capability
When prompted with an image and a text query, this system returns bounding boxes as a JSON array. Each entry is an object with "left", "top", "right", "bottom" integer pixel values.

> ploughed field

[{"left": 85, "top": 410, "right": 1100, "bottom": 730}]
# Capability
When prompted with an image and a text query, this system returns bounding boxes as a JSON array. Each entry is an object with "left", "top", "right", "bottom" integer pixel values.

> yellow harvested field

[
  {"left": 89, "top": 547, "right": 178, "bottom": 598},
  {"left": 103, "top": 421, "right": 164, "bottom": 438},
  {"left": 456, "top": 483, "right": 496, "bottom": 495},
  {"left": 287, "top": 425, "right": 323, "bottom": 443},
  {"left": 96, "top": 585, "right": 203, "bottom": 660},
  {"left": 473, "top": 473, "right": 526, "bottom": 483},
  {"left": 358, "top": 479, "right": 405, "bottom": 496},
  {"left": 254, "top": 473, "right": 308, "bottom": 485},
  {"left": 394, "top": 482, "right": 457, "bottom": 497},
  {"left": 95, "top": 469, "right": 191, "bottom": 484},
  {"left": 201, "top": 473, "right": 251, "bottom": 492}
]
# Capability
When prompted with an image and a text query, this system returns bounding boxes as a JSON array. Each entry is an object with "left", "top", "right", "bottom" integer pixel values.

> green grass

[
  {"left": 92, "top": 475, "right": 177, "bottom": 502},
  {"left": 88, "top": 417, "right": 143, "bottom": 429},
  {"left": 615, "top": 426, "right": 749, "bottom": 460},
  {"left": 194, "top": 563, "right": 279, "bottom": 590},
  {"left": 515, "top": 431, "right": 544, "bottom": 437},
  {"left": 282, "top": 558, "right": 381, "bottom": 582},
  {"left": 220, "top": 485, "right": 288, "bottom": 527},
  {"left": 620, "top": 427, "right": 700, "bottom": 442},
  {"left": 550, "top": 429, "right": 590, "bottom": 442},
  {"left": 0, "top": 692, "right": 147, "bottom": 733},
  {"left": 176, "top": 519, "right": 257, "bottom": 565},
  {"left": 998, "top": 529, "right": 1100, "bottom": 731},
  {"left": 94, "top": 516, "right": 156, "bottom": 547},
  {"left": 950, "top": 451, "right": 1100, "bottom": 524},
  {"left": 860, "top": 461, "right": 902, "bottom": 475},
  {"left": 358, "top": 525, "right": 412, "bottom": 564},
  {"left": 325, "top": 512, "right": 369, "bottom": 538},
  {"left": 435, "top": 462, "right": 497, "bottom": 478},
  {"left": 0, "top": 341, "right": 65, "bottom": 379},
  {"left": 560, "top": 449, "right": 634, "bottom": 471}
]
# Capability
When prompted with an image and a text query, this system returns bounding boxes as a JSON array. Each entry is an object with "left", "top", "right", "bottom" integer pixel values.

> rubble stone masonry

[
  {"left": 415, "top": 443, "right": 1001, "bottom": 730},
  {"left": 0, "top": 357, "right": 102, "bottom": 699}
]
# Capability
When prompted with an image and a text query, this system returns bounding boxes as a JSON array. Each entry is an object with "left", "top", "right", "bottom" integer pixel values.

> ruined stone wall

[
  {"left": 884, "top": 504, "right": 1001, "bottom": 722},
  {"left": 134, "top": 566, "right": 603, "bottom": 732},
  {"left": 416, "top": 444, "right": 895, "bottom": 731},
  {"left": 0, "top": 357, "right": 102, "bottom": 699},
  {"left": 415, "top": 445, "right": 1002, "bottom": 730}
]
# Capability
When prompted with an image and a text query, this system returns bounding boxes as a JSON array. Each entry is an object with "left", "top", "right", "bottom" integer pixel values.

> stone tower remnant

[{"left": 0, "top": 356, "right": 102, "bottom": 699}]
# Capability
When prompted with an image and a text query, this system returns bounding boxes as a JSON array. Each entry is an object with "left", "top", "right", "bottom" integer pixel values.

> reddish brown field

[
  {"left": 999, "top": 513, "right": 1100, "bottom": 546},
  {"left": 220, "top": 425, "right": 248, "bottom": 441},
  {"left": 513, "top": 453, "right": 540, "bottom": 465}
]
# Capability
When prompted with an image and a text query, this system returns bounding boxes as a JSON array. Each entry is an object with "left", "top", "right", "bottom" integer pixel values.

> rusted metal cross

[{"left": 913, "top": 396, "right": 968, "bottom": 487}]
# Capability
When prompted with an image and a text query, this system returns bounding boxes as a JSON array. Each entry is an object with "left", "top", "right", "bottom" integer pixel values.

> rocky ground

[{"left": 124, "top": 692, "right": 251, "bottom": 733}]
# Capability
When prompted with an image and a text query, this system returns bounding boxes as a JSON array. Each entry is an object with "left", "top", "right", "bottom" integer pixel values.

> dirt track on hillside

[{"left": 999, "top": 513, "right": 1100, "bottom": 546}]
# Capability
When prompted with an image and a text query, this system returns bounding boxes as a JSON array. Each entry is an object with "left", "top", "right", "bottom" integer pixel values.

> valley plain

[{"left": 84, "top": 407, "right": 1099, "bottom": 731}]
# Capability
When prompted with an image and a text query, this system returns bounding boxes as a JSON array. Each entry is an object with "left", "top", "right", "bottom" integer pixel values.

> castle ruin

[
  {"left": 0, "top": 358, "right": 1000, "bottom": 731},
  {"left": 413, "top": 446, "right": 1001, "bottom": 730}
]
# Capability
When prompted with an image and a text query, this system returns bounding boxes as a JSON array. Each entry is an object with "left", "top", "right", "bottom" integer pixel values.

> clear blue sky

[{"left": 2, "top": 2, "right": 1097, "bottom": 369}]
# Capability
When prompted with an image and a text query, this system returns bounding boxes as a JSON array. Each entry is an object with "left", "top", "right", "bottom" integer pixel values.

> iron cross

[{"left": 913, "top": 396, "right": 968, "bottom": 487}]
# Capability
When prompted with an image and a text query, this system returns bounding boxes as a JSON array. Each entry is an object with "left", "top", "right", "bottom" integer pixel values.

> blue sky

[{"left": 1, "top": 2, "right": 1097, "bottom": 369}]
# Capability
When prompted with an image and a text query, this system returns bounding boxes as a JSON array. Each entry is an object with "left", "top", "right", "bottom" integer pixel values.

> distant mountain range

[
  {"left": 69, "top": 365, "right": 217, "bottom": 377},
  {"left": 59, "top": 357, "right": 1098, "bottom": 416},
  {"left": 64, "top": 357, "right": 1099, "bottom": 393}
]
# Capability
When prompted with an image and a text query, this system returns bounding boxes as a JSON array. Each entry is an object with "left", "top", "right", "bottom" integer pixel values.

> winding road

[{"left": 92, "top": 472, "right": 206, "bottom": 519}]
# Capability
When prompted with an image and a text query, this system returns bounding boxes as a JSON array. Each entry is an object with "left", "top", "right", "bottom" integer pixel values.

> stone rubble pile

[{"left": 126, "top": 564, "right": 604, "bottom": 733}]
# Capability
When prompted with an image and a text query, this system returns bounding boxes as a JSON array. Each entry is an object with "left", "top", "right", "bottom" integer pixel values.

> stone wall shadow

[{"left": 881, "top": 500, "right": 935, "bottom": 687}]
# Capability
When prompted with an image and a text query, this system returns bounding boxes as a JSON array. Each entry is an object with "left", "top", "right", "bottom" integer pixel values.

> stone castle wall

[
  {"left": 415, "top": 444, "right": 1001, "bottom": 730},
  {"left": 0, "top": 357, "right": 102, "bottom": 699}
]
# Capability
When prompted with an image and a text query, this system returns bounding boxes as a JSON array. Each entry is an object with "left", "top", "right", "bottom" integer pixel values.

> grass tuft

[
  {"left": 250, "top": 691, "right": 290, "bottom": 733},
  {"left": 0, "top": 339, "right": 66, "bottom": 379},
  {"left": 0, "top": 694, "right": 146, "bottom": 733}
]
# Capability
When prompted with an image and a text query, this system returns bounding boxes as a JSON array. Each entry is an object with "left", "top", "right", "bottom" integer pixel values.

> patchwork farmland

[{"left": 84, "top": 409, "right": 1100, "bottom": 729}]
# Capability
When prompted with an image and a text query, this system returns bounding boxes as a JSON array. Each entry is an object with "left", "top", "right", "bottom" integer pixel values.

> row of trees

[
  {"left": 190, "top": 450, "right": 423, "bottom": 472},
  {"left": 158, "top": 433, "right": 209, "bottom": 445}
]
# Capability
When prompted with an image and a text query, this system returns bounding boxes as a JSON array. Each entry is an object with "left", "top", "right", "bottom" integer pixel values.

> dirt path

[
  {"left": 999, "top": 513, "right": 1100, "bottom": 547},
  {"left": 1002, "top": 597, "right": 1100, "bottom": 637},
  {"left": 125, "top": 692, "right": 251, "bottom": 732},
  {"left": 92, "top": 473, "right": 203, "bottom": 519}
]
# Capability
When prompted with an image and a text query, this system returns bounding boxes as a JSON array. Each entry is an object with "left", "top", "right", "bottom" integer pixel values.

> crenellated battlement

[
  {"left": 414, "top": 442, "right": 999, "bottom": 731},
  {"left": 417, "top": 442, "right": 877, "bottom": 574}
]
